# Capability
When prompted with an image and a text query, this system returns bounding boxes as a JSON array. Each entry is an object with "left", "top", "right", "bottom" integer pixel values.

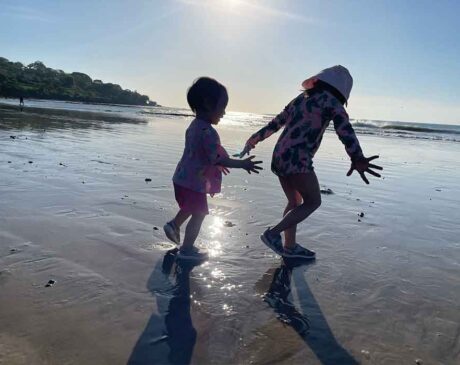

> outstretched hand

[
  {"left": 236, "top": 143, "right": 252, "bottom": 158},
  {"left": 347, "top": 155, "right": 382, "bottom": 184},
  {"left": 242, "top": 155, "right": 263, "bottom": 174},
  {"left": 220, "top": 166, "right": 230, "bottom": 175}
]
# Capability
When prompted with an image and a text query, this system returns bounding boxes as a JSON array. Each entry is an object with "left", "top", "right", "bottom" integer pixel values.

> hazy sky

[{"left": 1, "top": 0, "right": 459, "bottom": 124}]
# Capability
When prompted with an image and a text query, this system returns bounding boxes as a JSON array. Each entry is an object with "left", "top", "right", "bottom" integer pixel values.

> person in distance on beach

[
  {"left": 239, "top": 65, "right": 382, "bottom": 259},
  {"left": 163, "top": 77, "right": 262, "bottom": 262}
]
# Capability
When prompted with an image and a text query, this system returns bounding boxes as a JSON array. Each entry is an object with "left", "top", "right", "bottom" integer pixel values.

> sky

[{"left": 1, "top": 0, "right": 459, "bottom": 125}]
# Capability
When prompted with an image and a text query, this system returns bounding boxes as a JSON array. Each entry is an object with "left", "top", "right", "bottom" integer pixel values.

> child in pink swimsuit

[
  {"left": 239, "top": 66, "right": 383, "bottom": 259},
  {"left": 164, "top": 77, "right": 262, "bottom": 261}
]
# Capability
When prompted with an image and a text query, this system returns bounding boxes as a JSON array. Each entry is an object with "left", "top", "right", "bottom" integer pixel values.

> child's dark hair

[
  {"left": 187, "top": 77, "right": 228, "bottom": 113},
  {"left": 306, "top": 79, "right": 347, "bottom": 106}
]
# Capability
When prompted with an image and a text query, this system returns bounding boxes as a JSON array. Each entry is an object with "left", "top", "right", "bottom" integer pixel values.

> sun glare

[{"left": 224, "top": 0, "right": 241, "bottom": 10}]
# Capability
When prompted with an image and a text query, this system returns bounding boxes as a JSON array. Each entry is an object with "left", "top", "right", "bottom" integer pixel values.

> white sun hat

[{"left": 301, "top": 65, "right": 353, "bottom": 101}]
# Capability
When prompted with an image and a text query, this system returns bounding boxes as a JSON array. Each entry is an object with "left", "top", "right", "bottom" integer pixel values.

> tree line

[{"left": 0, "top": 57, "right": 155, "bottom": 106}]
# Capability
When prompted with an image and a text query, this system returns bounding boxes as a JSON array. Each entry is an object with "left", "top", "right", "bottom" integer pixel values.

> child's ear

[{"left": 202, "top": 97, "right": 213, "bottom": 112}]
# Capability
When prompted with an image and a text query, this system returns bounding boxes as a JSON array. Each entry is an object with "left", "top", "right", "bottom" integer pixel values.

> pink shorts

[{"left": 174, "top": 183, "right": 209, "bottom": 215}]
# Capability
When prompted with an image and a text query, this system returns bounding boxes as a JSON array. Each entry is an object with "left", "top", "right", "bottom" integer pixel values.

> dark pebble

[
  {"left": 153, "top": 226, "right": 159, "bottom": 230},
  {"left": 45, "top": 279, "right": 56, "bottom": 287},
  {"left": 358, "top": 219, "right": 361, "bottom": 222},
  {"left": 359, "top": 212, "right": 364, "bottom": 217},
  {"left": 10, "top": 135, "right": 16, "bottom": 139},
  {"left": 320, "top": 188, "right": 334, "bottom": 195},
  {"left": 28, "top": 161, "right": 33, "bottom": 164},
  {"left": 145, "top": 178, "right": 152, "bottom": 182},
  {"left": 224, "top": 221, "right": 236, "bottom": 227},
  {"left": 7, "top": 161, "right": 11, "bottom": 163}
]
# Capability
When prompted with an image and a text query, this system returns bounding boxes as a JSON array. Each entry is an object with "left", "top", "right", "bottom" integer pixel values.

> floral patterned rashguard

[{"left": 246, "top": 90, "right": 364, "bottom": 176}]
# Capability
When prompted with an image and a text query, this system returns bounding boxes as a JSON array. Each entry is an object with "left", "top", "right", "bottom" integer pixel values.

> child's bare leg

[
  {"left": 181, "top": 214, "right": 206, "bottom": 250},
  {"left": 279, "top": 176, "right": 303, "bottom": 247},
  {"left": 173, "top": 209, "right": 191, "bottom": 228},
  {"left": 271, "top": 172, "right": 321, "bottom": 249}
]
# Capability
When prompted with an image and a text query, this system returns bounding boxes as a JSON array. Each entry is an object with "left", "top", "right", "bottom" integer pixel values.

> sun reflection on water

[
  {"left": 211, "top": 268, "right": 225, "bottom": 280},
  {"left": 209, "top": 216, "right": 224, "bottom": 238},
  {"left": 204, "top": 240, "right": 222, "bottom": 257}
]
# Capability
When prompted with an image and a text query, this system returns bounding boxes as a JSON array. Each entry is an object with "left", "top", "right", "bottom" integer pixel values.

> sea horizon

[{"left": 1, "top": 97, "right": 459, "bottom": 144}]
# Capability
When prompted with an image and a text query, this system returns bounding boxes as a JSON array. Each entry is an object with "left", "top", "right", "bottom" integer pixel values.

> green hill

[{"left": 0, "top": 57, "right": 155, "bottom": 106}]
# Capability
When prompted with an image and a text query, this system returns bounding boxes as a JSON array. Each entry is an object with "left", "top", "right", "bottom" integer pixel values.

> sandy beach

[{"left": 1, "top": 103, "right": 459, "bottom": 365}]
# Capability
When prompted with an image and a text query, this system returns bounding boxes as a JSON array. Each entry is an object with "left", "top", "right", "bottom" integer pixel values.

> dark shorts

[{"left": 174, "top": 183, "right": 209, "bottom": 215}]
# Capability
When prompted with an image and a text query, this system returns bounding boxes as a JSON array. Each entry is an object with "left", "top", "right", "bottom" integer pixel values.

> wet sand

[{"left": 1, "top": 104, "right": 459, "bottom": 364}]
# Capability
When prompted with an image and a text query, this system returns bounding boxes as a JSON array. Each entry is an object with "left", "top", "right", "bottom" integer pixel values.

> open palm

[{"left": 347, "top": 155, "right": 382, "bottom": 184}]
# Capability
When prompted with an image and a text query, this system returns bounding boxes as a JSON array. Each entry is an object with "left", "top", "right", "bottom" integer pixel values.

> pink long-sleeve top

[{"left": 173, "top": 118, "right": 228, "bottom": 194}]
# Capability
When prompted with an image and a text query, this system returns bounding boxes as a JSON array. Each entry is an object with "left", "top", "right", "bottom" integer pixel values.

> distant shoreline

[
  {"left": 0, "top": 97, "right": 159, "bottom": 109},
  {"left": 0, "top": 99, "right": 148, "bottom": 124}
]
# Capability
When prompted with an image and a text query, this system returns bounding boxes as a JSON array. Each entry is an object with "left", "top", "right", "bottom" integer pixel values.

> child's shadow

[
  {"left": 128, "top": 249, "right": 198, "bottom": 365},
  {"left": 263, "top": 258, "right": 358, "bottom": 365}
]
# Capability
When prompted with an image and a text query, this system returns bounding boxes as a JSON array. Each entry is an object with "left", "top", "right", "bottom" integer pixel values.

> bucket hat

[{"left": 302, "top": 65, "right": 353, "bottom": 102}]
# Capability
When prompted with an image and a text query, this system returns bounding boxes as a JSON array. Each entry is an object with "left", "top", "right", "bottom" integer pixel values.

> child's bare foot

[{"left": 163, "top": 221, "right": 180, "bottom": 244}]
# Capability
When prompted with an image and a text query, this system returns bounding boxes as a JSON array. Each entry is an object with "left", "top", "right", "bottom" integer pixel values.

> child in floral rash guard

[{"left": 240, "top": 66, "right": 382, "bottom": 259}]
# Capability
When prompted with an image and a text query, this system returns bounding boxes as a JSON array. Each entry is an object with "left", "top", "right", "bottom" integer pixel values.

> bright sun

[{"left": 224, "top": 0, "right": 242, "bottom": 10}]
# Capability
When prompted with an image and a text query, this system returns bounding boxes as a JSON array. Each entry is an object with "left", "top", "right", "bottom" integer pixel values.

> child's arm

[
  {"left": 202, "top": 127, "right": 262, "bottom": 174},
  {"left": 332, "top": 109, "right": 364, "bottom": 161},
  {"left": 239, "top": 95, "right": 301, "bottom": 156},
  {"left": 219, "top": 155, "right": 263, "bottom": 174},
  {"left": 333, "top": 109, "right": 382, "bottom": 184}
]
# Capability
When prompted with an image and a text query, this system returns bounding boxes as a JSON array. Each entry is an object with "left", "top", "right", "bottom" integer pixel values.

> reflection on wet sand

[
  {"left": 128, "top": 249, "right": 199, "bottom": 365},
  {"left": 263, "top": 258, "right": 358, "bottom": 365},
  {"left": 0, "top": 104, "right": 146, "bottom": 132}
]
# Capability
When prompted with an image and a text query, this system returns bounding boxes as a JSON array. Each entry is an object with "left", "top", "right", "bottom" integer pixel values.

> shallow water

[{"left": 1, "top": 105, "right": 459, "bottom": 364}]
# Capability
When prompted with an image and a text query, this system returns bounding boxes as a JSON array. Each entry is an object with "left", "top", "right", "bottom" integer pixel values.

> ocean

[{"left": 1, "top": 97, "right": 459, "bottom": 143}]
